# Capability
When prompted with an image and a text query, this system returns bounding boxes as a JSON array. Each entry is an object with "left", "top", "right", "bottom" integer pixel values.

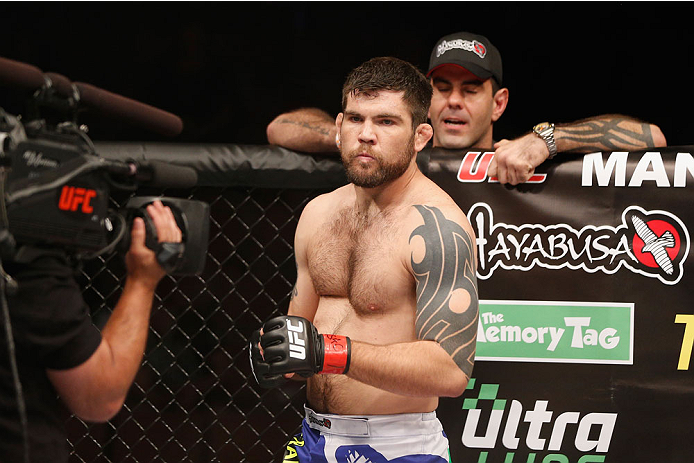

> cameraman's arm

[{"left": 46, "top": 201, "right": 181, "bottom": 422}]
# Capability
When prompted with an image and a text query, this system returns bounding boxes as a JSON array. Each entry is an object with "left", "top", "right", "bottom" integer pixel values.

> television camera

[{"left": 0, "top": 56, "right": 209, "bottom": 276}]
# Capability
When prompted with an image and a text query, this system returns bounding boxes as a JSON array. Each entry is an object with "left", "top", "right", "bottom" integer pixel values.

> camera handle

[{"left": 138, "top": 209, "right": 185, "bottom": 272}]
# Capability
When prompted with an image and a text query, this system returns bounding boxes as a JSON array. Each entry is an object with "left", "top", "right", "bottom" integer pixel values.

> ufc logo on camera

[
  {"left": 287, "top": 318, "right": 307, "bottom": 360},
  {"left": 58, "top": 185, "right": 97, "bottom": 213}
]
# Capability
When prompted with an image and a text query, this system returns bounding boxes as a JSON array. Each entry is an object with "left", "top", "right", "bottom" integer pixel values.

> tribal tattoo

[
  {"left": 558, "top": 116, "right": 656, "bottom": 151},
  {"left": 410, "top": 205, "right": 478, "bottom": 376}
]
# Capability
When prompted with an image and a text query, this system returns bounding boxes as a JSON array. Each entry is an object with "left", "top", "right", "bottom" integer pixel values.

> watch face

[{"left": 534, "top": 122, "right": 550, "bottom": 133}]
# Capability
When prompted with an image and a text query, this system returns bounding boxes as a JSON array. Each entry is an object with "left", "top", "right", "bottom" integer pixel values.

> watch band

[{"left": 533, "top": 122, "right": 558, "bottom": 159}]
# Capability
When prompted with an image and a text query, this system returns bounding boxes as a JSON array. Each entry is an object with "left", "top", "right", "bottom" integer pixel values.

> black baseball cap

[{"left": 427, "top": 32, "right": 503, "bottom": 86}]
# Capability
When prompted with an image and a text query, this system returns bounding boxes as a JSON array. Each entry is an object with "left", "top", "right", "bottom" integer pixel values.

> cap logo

[{"left": 436, "top": 39, "right": 487, "bottom": 59}]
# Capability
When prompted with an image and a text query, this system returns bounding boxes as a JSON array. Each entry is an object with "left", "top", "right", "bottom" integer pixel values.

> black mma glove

[
  {"left": 249, "top": 329, "right": 288, "bottom": 389},
  {"left": 249, "top": 315, "right": 351, "bottom": 388}
]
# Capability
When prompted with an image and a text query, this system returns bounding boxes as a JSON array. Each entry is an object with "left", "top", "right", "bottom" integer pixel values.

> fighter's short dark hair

[{"left": 342, "top": 57, "right": 432, "bottom": 127}]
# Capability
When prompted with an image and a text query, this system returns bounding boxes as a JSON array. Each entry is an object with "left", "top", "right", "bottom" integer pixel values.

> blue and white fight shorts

[{"left": 283, "top": 405, "right": 451, "bottom": 462}]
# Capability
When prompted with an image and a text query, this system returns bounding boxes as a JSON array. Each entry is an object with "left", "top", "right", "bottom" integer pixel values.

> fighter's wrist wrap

[{"left": 320, "top": 334, "right": 351, "bottom": 375}]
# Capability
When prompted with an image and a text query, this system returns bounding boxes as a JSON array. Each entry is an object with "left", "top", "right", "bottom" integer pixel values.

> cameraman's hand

[
  {"left": 126, "top": 200, "right": 182, "bottom": 288},
  {"left": 48, "top": 200, "right": 183, "bottom": 422}
]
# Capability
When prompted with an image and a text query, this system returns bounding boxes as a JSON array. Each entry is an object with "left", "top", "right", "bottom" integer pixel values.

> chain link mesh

[{"left": 67, "top": 186, "right": 322, "bottom": 462}]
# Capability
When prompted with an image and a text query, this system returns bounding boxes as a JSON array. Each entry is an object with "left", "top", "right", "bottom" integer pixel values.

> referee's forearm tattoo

[
  {"left": 559, "top": 117, "right": 656, "bottom": 151},
  {"left": 277, "top": 118, "right": 331, "bottom": 136},
  {"left": 410, "top": 205, "right": 478, "bottom": 376}
]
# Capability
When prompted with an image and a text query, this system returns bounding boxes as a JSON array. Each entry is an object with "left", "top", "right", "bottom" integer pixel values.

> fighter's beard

[{"left": 341, "top": 136, "right": 415, "bottom": 189}]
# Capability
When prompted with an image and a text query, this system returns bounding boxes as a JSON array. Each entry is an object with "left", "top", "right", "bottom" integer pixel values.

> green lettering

[
  {"left": 578, "top": 456, "right": 606, "bottom": 463},
  {"left": 543, "top": 455, "right": 569, "bottom": 463}
]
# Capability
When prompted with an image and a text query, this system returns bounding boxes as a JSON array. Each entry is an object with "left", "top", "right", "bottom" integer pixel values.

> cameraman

[{"left": 0, "top": 200, "right": 181, "bottom": 463}]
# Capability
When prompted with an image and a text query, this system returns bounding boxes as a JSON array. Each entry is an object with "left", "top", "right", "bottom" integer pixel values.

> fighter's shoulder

[
  {"left": 404, "top": 183, "right": 471, "bottom": 233},
  {"left": 404, "top": 201, "right": 472, "bottom": 235},
  {"left": 298, "top": 185, "right": 351, "bottom": 224}
]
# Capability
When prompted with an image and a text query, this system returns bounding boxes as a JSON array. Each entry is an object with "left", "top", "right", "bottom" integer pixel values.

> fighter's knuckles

[
  {"left": 263, "top": 348, "right": 286, "bottom": 365},
  {"left": 263, "top": 315, "right": 286, "bottom": 331},
  {"left": 259, "top": 330, "right": 285, "bottom": 351}
]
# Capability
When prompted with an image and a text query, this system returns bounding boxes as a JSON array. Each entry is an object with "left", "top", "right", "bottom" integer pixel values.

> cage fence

[{"left": 67, "top": 185, "right": 323, "bottom": 463}]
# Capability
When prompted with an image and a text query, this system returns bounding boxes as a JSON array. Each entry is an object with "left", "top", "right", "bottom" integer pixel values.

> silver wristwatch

[{"left": 533, "top": 122, "right": 558, "bottom": 159}]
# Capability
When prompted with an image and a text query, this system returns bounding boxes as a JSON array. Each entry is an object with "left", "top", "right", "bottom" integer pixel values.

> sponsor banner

[
  {"left": 460, "top": 379, "right": 617, "bottom": 462},
  {"left": 469, "top": 202, "right": 690, "bottom": 285},
  {"left": 428, "top": 147, "right": 694, "bottom": 462},
  {"left": 581, "top": 151, "right": 694, "bottom": 188},
  {"left": 477, "top": 300, "right": 633, "bottom": 364}
]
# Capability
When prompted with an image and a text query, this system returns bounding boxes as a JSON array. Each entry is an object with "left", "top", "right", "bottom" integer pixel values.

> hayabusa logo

[
  {"left": 631, "top": 215, "right": 678, "bottom": 275},
  {"left": 469, "top": 203, "right": 689, "bottom": 285}
]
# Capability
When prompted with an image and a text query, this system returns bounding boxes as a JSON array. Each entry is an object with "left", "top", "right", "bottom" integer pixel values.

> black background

[{"left": 0, "top": 2, "right": 690, "bottom": 147}]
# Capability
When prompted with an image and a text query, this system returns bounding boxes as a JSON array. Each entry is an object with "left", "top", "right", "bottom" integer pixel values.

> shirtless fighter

[{"left": 250, "top": 57, "right": 478, "bottom": 462}]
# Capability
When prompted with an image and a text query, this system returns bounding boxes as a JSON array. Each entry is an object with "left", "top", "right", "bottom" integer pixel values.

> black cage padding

[{"left": 95, "top": 142, "right": 436, "bottom": 189}]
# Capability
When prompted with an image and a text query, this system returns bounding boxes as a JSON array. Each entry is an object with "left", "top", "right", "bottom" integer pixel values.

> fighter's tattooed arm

[
  {"left": 410, "top": 205, "right": 478, "bottom": 378},
  {"left": 290, "top": 284, "right": 298, "bottom": 301},
  {"left": 555, "top": 114, "right": 667, "bottom": 153},
  {"left": 290, "top": 261, "right": 299, "bottom": 301},
  {"left": 266, "top": 107, "right": 339, "bottom": 153}
]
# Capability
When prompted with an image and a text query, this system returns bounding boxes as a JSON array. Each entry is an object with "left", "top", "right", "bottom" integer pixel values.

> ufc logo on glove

[{"left": 287, "top": 318, "right": 307, "bottom": 360}]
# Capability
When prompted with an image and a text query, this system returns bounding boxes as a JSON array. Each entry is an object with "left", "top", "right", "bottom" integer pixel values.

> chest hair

[{"left": 308, "top": 207, "right": 402, "bottom": 312}]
